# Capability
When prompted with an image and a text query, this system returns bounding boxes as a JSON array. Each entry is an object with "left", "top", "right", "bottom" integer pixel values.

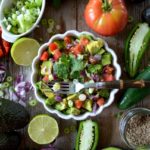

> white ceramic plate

[{"left": 31, "top": 30, "right": 121, "bottom": 120}]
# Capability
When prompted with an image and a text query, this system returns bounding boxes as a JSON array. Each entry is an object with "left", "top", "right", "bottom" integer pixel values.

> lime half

[
  {"left": 11, "top": 38, "right": 40, "bottom": 66},
  {"left": 28, "top": 114, "right": 59, "bottom": 145}
]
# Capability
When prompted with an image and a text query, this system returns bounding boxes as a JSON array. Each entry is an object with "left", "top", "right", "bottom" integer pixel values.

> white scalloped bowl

[{"left": 31, "top": 30, "right": 121, "bottom": 120}]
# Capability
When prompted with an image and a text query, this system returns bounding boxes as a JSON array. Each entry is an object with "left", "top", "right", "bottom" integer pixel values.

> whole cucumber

[{"left": 118, "top": 66, "right": 150, "bottom": 109}]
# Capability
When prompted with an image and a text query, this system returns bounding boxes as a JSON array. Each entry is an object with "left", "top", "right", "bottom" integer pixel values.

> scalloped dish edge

[{"left": 31, "top": 30, "right": 121, "bottom": 120}]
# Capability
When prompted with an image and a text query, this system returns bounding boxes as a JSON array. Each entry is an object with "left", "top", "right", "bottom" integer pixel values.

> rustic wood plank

[{"left": 2, "top": 0, "right": 150, "bottom": 150}]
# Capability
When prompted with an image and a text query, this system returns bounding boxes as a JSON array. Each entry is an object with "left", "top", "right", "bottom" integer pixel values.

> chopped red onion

[
  {"left": 93, "top": 103, "right": 98, "bottom": 113},
  {"left": 18, "top": 100, "right": 26, "bottom": 107},
  {"left": 0, "top": 64, "right": 6, "bottom": 83},
  {"left": 15, "top": 75, "right": 24, "bottom": 85},
  {"left": 91, "top": 74, "right": 100, "bottom": 82},
  {"left": 94, "top": 54, "right": 101, "bottom": 61},
  {"left": 66, "top": 43, "right": 73, "bottom": 49},
  {"left": 14, "top": 76, "right": 32, "bottom": 102},
  {"left": 90, "top": 95, "right": 99, "bottom": 101},
  {"left": 55, "top": 95, "right": 62, "bottom": 102}
]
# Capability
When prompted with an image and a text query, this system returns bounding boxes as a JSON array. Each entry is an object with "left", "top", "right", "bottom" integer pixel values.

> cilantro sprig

[{"left": 53, "top": 54, "right": 85, "bottom": 80}]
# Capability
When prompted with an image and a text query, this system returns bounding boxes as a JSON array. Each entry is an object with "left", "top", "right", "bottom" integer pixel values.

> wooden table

[{"left": 5, "top": 1, "right": 150, "bottom": 150}]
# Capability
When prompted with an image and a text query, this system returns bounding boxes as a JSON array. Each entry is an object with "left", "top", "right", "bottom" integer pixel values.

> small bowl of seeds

[{"left": 119, "top": 107, "right": 150, "bottom": 149}]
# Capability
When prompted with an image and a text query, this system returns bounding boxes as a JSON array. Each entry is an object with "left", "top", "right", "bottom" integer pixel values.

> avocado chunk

[
  {"left": 86, "top": 40, "right": 104, "bottom": 54},
  {"left": 101, "top": 53, "right": 112, "bottom": 66},
  {"left": 66, "top": 107, "right": 80, "bottom": 115},
  {"left": 55, "top": 102, "right": 67, "bottom": 111},
  {"left": 66, "top": 94, "right": 78, "bottom": 101},
  {"left": 45, "top": 98, "right": 56, "bottom": 106},
  {"left": 0, "top": 98, "right": 30, "bottom": 132},
  {"left": 0, "top": 132, "right": 20, "bottom": 150},
  {"left": 83, "top": 100, "right": 93, "bottom": 112},
  {"left": 36, "top": 81, "right": 54, "bottom": 98},
  {"left": 41, "top": 61, "right": 53, "bottom": 75}
]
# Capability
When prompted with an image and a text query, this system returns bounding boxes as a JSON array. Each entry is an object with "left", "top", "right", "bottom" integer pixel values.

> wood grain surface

[{"left": 4, "top": 0, "right": 150, "bottom": 150}]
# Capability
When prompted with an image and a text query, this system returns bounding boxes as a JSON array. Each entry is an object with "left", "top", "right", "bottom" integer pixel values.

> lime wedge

[
  {"left": 11, "top": 38, "right": 40, "bottom": 66},
  {"left": 28, "top": 114, "right": 59, "bottom": 145}
]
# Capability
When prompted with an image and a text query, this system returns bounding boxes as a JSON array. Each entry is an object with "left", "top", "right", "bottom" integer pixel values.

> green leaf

[
  {"left": 98, "top": 89, "right": 110, "bottom": 98},
  {"left": 53, "top": 63, "right": 69, "bottom": 79},
  {"left": 69, "top": 54, "right": 85, "bottom": 77},
  {"left": 87, "top": 64, "right": 102, "bottom": 74}
]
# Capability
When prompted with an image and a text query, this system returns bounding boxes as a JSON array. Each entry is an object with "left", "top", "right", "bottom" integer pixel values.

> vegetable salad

[
  {"left": 2, "top": 0, "right": 42, "bottom": 34},
  {"left": 36, "top": 34, "right": 115, "bottom": 115}
]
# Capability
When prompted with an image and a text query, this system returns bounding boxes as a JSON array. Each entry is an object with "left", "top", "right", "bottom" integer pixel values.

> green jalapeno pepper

[
  {"left": 125, "top": 23, "right": 150, "bottom": 77},
  {"left": 75, "top": 120, "right": 99, "bottom": 150}
]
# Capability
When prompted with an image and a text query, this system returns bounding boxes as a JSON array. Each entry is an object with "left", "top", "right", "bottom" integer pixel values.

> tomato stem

[{"left": 102, "top": 0, "right": 112, "bottom": 12}]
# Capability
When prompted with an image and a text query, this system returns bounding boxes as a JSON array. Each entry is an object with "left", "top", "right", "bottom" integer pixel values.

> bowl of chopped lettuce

[
  {"left": 31, "top": 30, "right": 121, "bottom": 120},
  {"left": 0, "top": 0, "right": 45, "bottom": 43}
]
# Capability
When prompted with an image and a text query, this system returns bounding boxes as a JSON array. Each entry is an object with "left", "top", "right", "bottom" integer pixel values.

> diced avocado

[
  {"left": 66, "top": 107, "right": 80, "bottom": 115},
  {"left": 41, "top": 61, "right": 53, "bottom": 75},
  {"left": 45, "top": 98, "right": 56, "bottom": 106},
  {"left": 79, "top": 34, "right": 94, "bottom": 41},
  {"left": 67, "top": 94, "right": 78, "bottom": 101},
  {"left": 48, "top": 74, "right": 54, "bottom": 81},
  {"left": 87, "top": 64, "right": 102, "bottom": 74},
  {"left": 101, "top": 53, "right": 112, "bottom": 66},
  {"left": 83, "top": 100, "right": 93, "bottom": 112},
  {"left": 55, "top": 102, "right": 67, "bottom": 111},
  {"left": 86, "top": 40, "right": 104, "bottom": 54},
  {"left": 53, "top": 40, "right": 65, "bottom": 49},
  {"left": 36, "top": 81, "right": 54, "bottom": 98},
  {"left": 98, "top": 48, "right": 105, "bottom": 55}
]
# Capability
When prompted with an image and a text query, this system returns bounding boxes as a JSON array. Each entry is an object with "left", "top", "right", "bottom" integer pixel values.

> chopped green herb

[{"left": 87, "top": 64, "right": 102, "bottom": 74}]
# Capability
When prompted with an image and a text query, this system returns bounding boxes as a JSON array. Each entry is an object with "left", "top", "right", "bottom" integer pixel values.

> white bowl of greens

[
  {"left": 0, "top": 0, "right": 46, "bottom": 43},
  {"left": 31, "top": 30, "right": 121, "bottom": 120}
]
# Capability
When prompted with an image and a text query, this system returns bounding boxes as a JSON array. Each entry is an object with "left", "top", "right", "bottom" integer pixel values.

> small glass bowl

[{"left": 119, "top": 107, "right": 150, "bottom": 149}]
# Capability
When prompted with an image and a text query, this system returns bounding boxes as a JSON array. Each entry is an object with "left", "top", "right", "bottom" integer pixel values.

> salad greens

[
  {"left": 3, "top": 0, "right": 42, "bottom": 34},
  {"left": 36, "top": 34, "right": 115, "bottom": 115},
  {"left": 54, "top": 54, "right": 85, "bottom": 80}
]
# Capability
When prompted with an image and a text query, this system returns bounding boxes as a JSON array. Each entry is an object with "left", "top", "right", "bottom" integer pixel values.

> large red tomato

[{"left": 84, "top": 0, "right": 128, "bottom": 36}]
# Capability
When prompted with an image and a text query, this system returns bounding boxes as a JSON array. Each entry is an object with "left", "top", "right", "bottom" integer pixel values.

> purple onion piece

[
  {"left": 53, "top": 74, "right": 58, "bottom": 80},
  {"left": 90, "top": 95, "right": 99, "bottom": 101},
  {"left": 80, "top": 70, "right": 86, "bottom": 77},
  {"left": 15, "top": 75, "right": 24, "bottom": 85},
  {"left": 55, "top": 95, "right": 62, "bottom": 102},
  {"left": 73, "top": 39, "right": 79, "bottom": 45},
  {"left": 94, "top": 54, "right": 101, "bottom": 61},
  {"left": 66, "top": 43, "right": 73, "bottom": 49},
  {"left": 0, "top": 64, "right": 6, "bottom": 70},
  {"left": 93, "top": 103, "right": 98, "bottom": 113},
  {"left": 0, "top": 70, "right": 6, "bottom": 83},
  {"left": 91, "top": 74, "right": 100, "bottom": 82}
]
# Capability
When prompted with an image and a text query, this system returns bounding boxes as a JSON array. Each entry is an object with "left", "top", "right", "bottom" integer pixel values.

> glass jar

[{"left": 119, "top": 107, "right": 150, "bottom": 149}]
